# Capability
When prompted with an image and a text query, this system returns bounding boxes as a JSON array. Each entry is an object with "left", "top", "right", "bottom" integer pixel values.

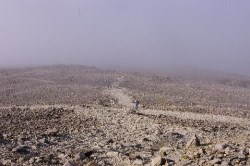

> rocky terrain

[{"left": 0, "top": 65, "right": 250, "bottom": 166}]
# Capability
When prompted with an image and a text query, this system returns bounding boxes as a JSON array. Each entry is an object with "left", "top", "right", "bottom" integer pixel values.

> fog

[{"left": 0, "top": 0, "right": 250, "bottom": 75}]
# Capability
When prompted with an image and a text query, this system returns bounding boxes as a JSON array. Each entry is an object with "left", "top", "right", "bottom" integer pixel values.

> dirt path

[
  {"left": 107, "top": 88, "right": 134, "bottom": 108},
  {"left": 105, "top": 76, "right": 134, "bottom": 108},
  {"left": 142, "top": 109, "right": 250, "bottom": 126},
  {"left": 106, "top": 76, "right": 250, "bottom": 126}
]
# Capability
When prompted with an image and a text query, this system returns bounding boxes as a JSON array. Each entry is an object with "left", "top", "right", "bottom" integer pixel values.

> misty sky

[{"left": 0, "top": 0, "right": 250, "bottom": 75}]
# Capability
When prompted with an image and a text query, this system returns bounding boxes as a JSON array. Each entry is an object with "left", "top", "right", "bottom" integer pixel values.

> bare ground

[{"left": 1, "top": 66, "right": 250, "bottom": 166}]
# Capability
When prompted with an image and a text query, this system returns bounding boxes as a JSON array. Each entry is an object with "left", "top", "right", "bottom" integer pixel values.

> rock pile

[{"left": 0, "top": 106, "right": 250, "bottom": 165}]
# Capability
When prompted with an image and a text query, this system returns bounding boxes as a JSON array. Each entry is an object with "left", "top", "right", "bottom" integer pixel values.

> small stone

[
  {"left": 209, "top": 155, "right": 214, "bottom": 160},
  {"left": 193, "top": 152, "right": 200, "bottom": 158},
  {"left": 188, "top": 154, "right": 194, "bottom": 160},
  {"left": 84, "top": 150, "right": 94, "bottom": 158},
  {"left": 107, "top": 151, "right": 119, "bottom": 157},
  {"left": 142, "top": 137, "right": 150, "bottom": 142},
  {"left": 224, "top": 147, "right": 231, "bottom": 155},
  {"left": 84, "top": 161, "right": 99, "bottom": 166},
  {"left": 186, "top": 134, "right": 200, "bottom": 148},
  {"left": 177, "top": 160, "right": 193, "bottom": 166},
  {"left": 151, "top": 156, "right": 162, "bottom": 166},
  {"left": 38, "top": 138, "right": 49, "bottom": 144},
  {"left": 34, "top": 156, "right": 43, "bottom": 163},
  {"left": 65, "top": 149, "right": 73, "bottom": 156},
  {"left": 12, "top": 145, "right": 31, "bottom": 154},
  {"left": 210, "top": 158, "right": 222, "bottom": 165},
  {"left": 238, "top": 153, "right": 246, "bottom": 160},
  {"left": 140, "top": 152, "right": 152, "bottom": 159},
  {"left": 63, "top": 160, "right": 75, "bottom": 166},
  {"left": 44, "top": 154, "right": 54, "bottom": 163},
  {"left": 199, "top": 148, "right": 206, "bottom": 156},
  {"left": 133, "top": 159, "right": 143, "bottom": 166},
  {"left": 214, "top": 144, "right": 227, "bottom": 151},
  {"left": 2, "top": 159, "right": 11, "bottom": 165},
  {"left": 159, "top": 147, "right": 171, "bottom": 156},
  {"left": 217, "top": 153, "right": 224, "bottom": 158},
  {"left": 167, "top": 151, "right": 181, "bottom": 162},
  {"left": 45, "top": 128, "right": 58, "bottom": 136},
  {"left": 221, "top": 161, "right": 229, "bottom": 166},
  {"left": 199, "top": 160, "right": 205, "bottom": 165},
  {"left": 75, "top": 152, "right": 86, "bottom": 161},
  {"left": 31, "top": 145, "right": 37, "bottom": 150},
  {"left": 50, "top": 137, "right": 57, "bottom": 142},
  {"left": 240, "top": 148, "right": 249, "bottom": 155},
  {"left": 29, "top": 158, "right": 35, "bottom": 164},
  {"left": 58, "top": 153, "right": 67, "bottom": 161}
]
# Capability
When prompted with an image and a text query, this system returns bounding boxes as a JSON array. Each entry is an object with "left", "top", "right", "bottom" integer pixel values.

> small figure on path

[{"left": 133, "top": 99, "right": 140, "bottom": 110}]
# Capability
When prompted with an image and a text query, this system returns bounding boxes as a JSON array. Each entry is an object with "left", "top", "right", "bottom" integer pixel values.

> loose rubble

[
  {"left": 0, "top": 106, "right": 250, "bottom": 166},
  {"left": 0, "top": 66, "right": 250, "bottom": 165}
]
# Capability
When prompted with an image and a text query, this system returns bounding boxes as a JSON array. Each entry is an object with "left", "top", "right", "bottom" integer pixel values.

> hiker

[{"left": 133, "top": 99, "right": 140, "bottom": 110}]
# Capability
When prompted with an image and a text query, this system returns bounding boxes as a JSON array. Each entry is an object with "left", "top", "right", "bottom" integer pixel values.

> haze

[{"left": 0, "top": 0, "right": 250, "bottom": 75}]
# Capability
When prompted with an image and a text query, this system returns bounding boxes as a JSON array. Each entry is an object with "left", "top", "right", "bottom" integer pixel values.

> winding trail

[
  {"left": 105, "top": 76, "right": 134, "bottom": 107},
  {"left": 107, "top": 75, "right": 250, "bottom": 126}
]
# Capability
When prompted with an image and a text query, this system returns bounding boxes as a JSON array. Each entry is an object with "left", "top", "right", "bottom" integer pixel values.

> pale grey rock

[
  {"left": 45, "top": 128, "right": 58, "bottom": 136},
  {"left": 198, "top": 159, "right": 206, "bottom": 165},
  {"left": 214, "top": 144, "right": 227, "bottom": 151},
  {"left": 2, "top": 159, "right": 11, "bottom": 165},
  {"left": 220, "top": 161, "right": 229, "bottom": 166},
  {"left": 63, "top": 161, "right": 74, "bottom": 166},
  {"left": 210, "top": 158, "right": 222, "bottom": 165},
  {"left": 74, "top": 152, "right": 86, "bottom": 161},
  {"left": 84, "top": 161, "right": 99, "bottom": 166},
  {"left": 224, "top": 147, "right": 231, "bottom": 155},
  {"left": 132, "top": 159, "right": 143, "bottom": 166},
  {"left": 159, "top": 147, "right": 171, "bottom": 156},
  {"left": 177, "top": 160, "right": 193, "bottom": 166},
  {"left": 151, "top": 156, "right": 162, "bottom": 166},
  {"left": 186, "top": 134, "right": 200, "bottom": 148},
  {"left": 106, "top": 151, "right": 119, "bottom": 157}
]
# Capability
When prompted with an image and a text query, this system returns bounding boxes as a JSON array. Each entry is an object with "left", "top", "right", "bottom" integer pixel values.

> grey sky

[{"left": 0, "top": 0, "right": 250, "bottom": 75}]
